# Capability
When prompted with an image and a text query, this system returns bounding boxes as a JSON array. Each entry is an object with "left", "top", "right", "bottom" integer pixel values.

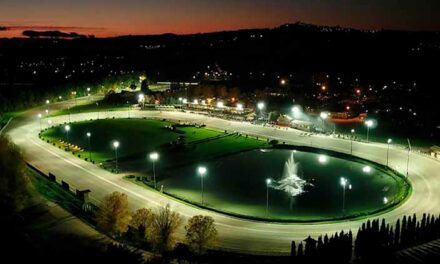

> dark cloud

[
  {"left": 11, "top": 25, "right": 105, "bottom": 31},
  {"left": 22, "top": 30, "right": 94, "bottom": 39}
]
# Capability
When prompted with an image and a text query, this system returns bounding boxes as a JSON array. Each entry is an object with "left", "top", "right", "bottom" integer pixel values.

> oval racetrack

[{"left": 6, "top": 101, "right": 440, "bottom": 254}]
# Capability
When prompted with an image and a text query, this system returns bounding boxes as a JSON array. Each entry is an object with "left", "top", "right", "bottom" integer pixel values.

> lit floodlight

[
  {"left": 86, "top": 132, "right": 91, "bottom": 137},
  {"left": 266, "top": 178, "right": 271, "bottom": 185},
  {"left": 182, "top": 98, "right": 188, "bottom": 104},
  {"left": 383, "top": 197, "right": 388, "bottom": 204},
  {"left": 292, "top": 105, "right": 301, "bottom": 114},
  {"left": 38, "top": 113, "right": 42, "bottom": 118},
  {"left": 349, "top": 184, "right": 352, "bottom": 190},
  {"left": 280, "top": 79, "right": 286, "bottom": 85},
  {"left": 178, "top": 97, "right": 183, "bottom": 101},
  {"left": 217, "top": 101, "right": 224, "bottom": 108},
  {"left": 365, "top": 120, "right": 374, "bottom": 127},
  {"left": 340, "top": 177, "right": 347, "bottom": 187},
  {"left": 64, "top": 125, "right": 70, "bottom": 131},
  {"left": 362, "top": 166, "right": 371, "bottom": 173},
  {"left": 318, "top": 155, "right": 328, "bottom": 164},
  {"left": 236, "top": 103, "right": 244, "bottom": 111},
  {"left": 257, "top": 102, "right": 265, "bottom": 110},
  {"left": 193, "top": 99, "right": 198, "bottom": 104},
  {"left": 320, "top": 112, "right": 328, "bottom": 120},
  {"left": 198, "top": 166, "right": 207, "bottom": 176},
  {"left": 47, "top": 120, "right": 52, "bottom": 125},
  {"left": 46, "top": 99, "right": 50, "bottom": 104},
  {"left": 113, "top": 141, "right": 120, "bottom": 148},
  {"left": 351, "top": 129, "right": 355, "bottom": 133},
  {"left": 87, "top": 87, "right": 91, "bottom": 92},
  {"left": 387, "top": 138, "right": 392, "bottom": 144},
  {"left": 149, "top": 152, "right": 159, "bottom": 161}
]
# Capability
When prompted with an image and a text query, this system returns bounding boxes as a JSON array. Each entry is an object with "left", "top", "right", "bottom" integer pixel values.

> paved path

[{"left": 5, "top": 101, "right": 440, "bottom": 254}]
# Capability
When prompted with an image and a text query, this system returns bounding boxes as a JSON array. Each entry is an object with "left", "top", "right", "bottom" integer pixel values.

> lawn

[
  {"left": 49, "top": 100, "right": 130, "bottom": 117},
  {"left": 40, "top": 118, "right": 266, "bottom": 170}
]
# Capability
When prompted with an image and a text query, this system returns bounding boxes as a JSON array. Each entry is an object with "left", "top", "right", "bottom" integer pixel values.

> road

[{"left": 5, "top": 100, "right": 440, "bottom": 255}]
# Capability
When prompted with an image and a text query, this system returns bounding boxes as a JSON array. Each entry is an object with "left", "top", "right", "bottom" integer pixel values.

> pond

[{"left": 161, "top": 148, "right": 409, "bottom": 221}]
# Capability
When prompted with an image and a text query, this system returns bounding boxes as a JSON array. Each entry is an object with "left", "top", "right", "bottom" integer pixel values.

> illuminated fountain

[{"left": 272, "top": 151, "right": 312, "bottom": 196}]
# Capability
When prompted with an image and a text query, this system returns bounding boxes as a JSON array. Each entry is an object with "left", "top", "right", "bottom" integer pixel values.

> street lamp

[
  {"left": 95, "top": 102, "right": 99, "bottom": 119},
  {"left": 149, "top": 152, "right": 159, "bottom": 188},
  {"left": 216, "top": 101, "right": 224, "bottom": 108},
  {"left": 350, "top": 129, "right": 355, "bottom": 155},
  {"left": 198, "top": 166, "right": 207, "bottom": 205},
  {"left": 138, "top": 93, "right": 145, "bottom": 107},
  {"left": 266, "top": 178, "right": 271, "bottom": 216},
  {"left": 340, "top": 177, "right": 349, "bottom": 214},
  {"left": 257, "top": 102, "right": 265, "bottom": 121},
  {"left": 365, "top": 120, "right": 374, "bottom": 143},
  {"left": 386, "top": 138, "right": 392, "bottom": 166},
  {"left": 64, "top": 125, "right": 70, "bottom": 148},
  {"left": 38, "top": 113, "right": 42, "bottom": 130},
  {"left": 86, "top": 132, "right": 92, "bottom": 162},
  {"left": 113, "top": 141, "right": 120, "bottom": 173},
  {"left": 45, "top": 109, "right": 49, "bottom": 117},
  {"left": 406, "top": 138, "right": 411, "bottom": 177},
  {"left": 292, "top": 105, "right": 300, "bottom": 114},
  {"left": 236, "top": 103, "right": 243, "bottom": 111}
]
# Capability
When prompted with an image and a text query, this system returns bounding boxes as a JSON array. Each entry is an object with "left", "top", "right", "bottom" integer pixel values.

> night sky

[{"left": 1, "top": 0, "right": 439, "bottom": 38}]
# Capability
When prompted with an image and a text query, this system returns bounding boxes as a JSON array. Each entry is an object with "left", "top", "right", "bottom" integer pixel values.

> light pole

[
  {"left": 340, "top": 177, "right": 351, "bottom": 214},
  {"left": 46, "top": 99, "right": 50, "bottom": 113},
  {"left": 38, "top": 113, "right": 42, "bottom": 130},
  {"left": 386, "top": 138, "right": 392, "bottom": 166},
  {"left": 64, "top": 125, "right": 70, "bottom": 149},
  {"left": 113, "top": 141, "right": 120, "bottom": 173},
  {"left": 138, "top": 93, "right": 145, "bottom": 108},
  {"left": 149, "top": 152, "right": 159, "bottom": 188},
  {"left": 127, "top": 101, "right": 130, "bottom": 118},
  {"left": 320, "top": 112, "right": 328, "bottom": 132},
  {"left": 45, "top": 109, "right": 49, "bottom": 117},
  {"left": 86, "top": 132, "right": 92, "bottom": 162},
  {"left": 365, "top": 120, "right": 373, "bottom": 143},
  {"left": 198, "top": 166, "right": 207, "bottom": 205},
  {"left": 406, "top": 138, "right": 411, "bottom": 177},
  {"left": 257, "top": 102, "right": 265, "bottom": 121},
  {"left": 350, "top": 129, "right": 355, "bottom": 155},
  {"left": 266, "top": 178, "right": 271, "bottom": 216},
  {"left": 96, "top": 102, "right": 99, "bottom": 119}
]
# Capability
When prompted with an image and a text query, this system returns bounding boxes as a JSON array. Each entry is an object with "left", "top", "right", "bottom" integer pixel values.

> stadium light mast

[
  {"left": 266, "top": 178, "right": 271, "bottom": 216},
  {"left": 113, "top": 141, "right": 120, "bottom": 173},
  {"left": 149, "top": 152, "right": 159, "bottom": 188},
  {"left": 86, "top": 132, "right": 92, "bottom": 162},
  {"left": 198, "top": 166, "right": 207, "bottom": 205}
]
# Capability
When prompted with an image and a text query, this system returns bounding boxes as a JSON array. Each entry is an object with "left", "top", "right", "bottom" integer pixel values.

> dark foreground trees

[
  {"left": 151, "top": 204, "right": 183, "bottom": 252},
  {"left": 185, "top": 215, "right": 218, "bottom": 254},
  {"left": 0, "top": 135, "right": 30, "bottom": 212},
  {"left": 96, "top": 191, "right": 132, "bottom": 236}
]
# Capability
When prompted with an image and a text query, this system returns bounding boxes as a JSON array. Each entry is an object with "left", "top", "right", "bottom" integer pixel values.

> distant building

[{"left": 277, "top": 115, "right": 314, "bottom": 131}]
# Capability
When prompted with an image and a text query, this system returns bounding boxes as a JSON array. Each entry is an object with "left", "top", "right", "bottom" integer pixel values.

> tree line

[
  {"left": 290, "top": 214, "right": 440, "bottom": 263},
  {"left": 95, "top": 191, "right": 218, "bottom": 257}
]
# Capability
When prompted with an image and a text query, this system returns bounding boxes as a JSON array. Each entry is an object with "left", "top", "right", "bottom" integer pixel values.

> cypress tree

[
  {"left": 290, "top": 241, "right": 296, "bottom": 258},
  {"left": 395, "top": 219, "right": 401, "bottom": 248},
  {"left": 297, "top": 242, "right": 304, "bottom": 257}
]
